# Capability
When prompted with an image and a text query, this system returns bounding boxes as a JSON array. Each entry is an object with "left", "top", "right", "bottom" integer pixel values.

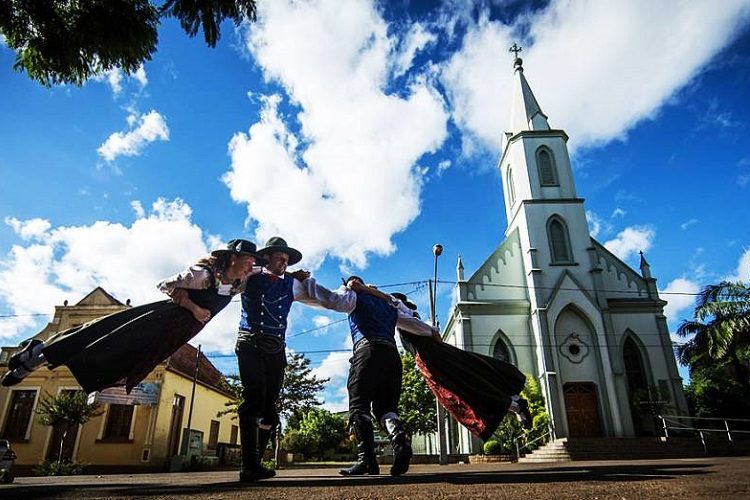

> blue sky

[{"left": 1, "top": 0, "right": 750, "bottom": 410}]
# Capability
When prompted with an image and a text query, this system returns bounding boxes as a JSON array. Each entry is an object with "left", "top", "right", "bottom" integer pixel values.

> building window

[
  {"left": 506, "top": 167, "right": 516, "bottom": 206},
  {"left": 2, "top": 389, "right": 36, "bottom": 440},
  {"left": 103, "top": 404, "right": 134, "bottom": 440},
  {"left": 208, "top": 420, "right": 220, "bottom": 451},
  {"left": 537, "top": 147, "right": 559, "bottom": 186},
  {"left": 623, "top": 337, "right": 647, "bottom": 393},
  {"left": 548, "top": 216, "right": 573, "bottom": 263},
  {"left": 230, "top": 425, "right": 238, "bottom": 445},
  {"left": 493, "top": 339, "right": 510, "bottom": 363}
]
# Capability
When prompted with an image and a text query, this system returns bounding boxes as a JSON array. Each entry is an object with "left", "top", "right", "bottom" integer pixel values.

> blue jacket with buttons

[
  {"left": 348, "top": 292, "right": 398, "bottom": 347},
  {"left": 240, "top": 273, "right": 295, "bottom": 338}
]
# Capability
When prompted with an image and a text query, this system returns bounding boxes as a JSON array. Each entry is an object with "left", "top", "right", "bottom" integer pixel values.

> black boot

[
  {"left": 256, "top": 426, "right": 276, "bottom": 477},
  {"left": 239, "top": 419, "right": 275, "bottom": 483},
  {"left": 339, "top": 416, "right": 379, "bottom": 476},
  {"left": 386, "top": 419, "right": 412, "bottom": 477}
]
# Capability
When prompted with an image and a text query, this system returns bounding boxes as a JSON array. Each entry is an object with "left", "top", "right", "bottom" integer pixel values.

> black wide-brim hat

[
  {"left": 211, "top": 239, "right": 262, "bottom": 258},
  {"left": 257, "top": 236, "right": 303, "bottom": 265},
  {"left": 391, "top": 292, "right": 417, "bottom": 311}
]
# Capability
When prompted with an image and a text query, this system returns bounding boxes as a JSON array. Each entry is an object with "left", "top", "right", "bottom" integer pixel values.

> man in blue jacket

[{"left": 295, "top": 275, "right": 439, "bottom": 477}]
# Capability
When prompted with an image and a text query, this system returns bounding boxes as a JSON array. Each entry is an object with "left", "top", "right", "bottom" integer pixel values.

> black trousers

[
  {"left": 236, "top": 336, "right": 286, "bottom": 428},
  {"left": 347, "top": 342, "right": 402, "bottom": 424}
]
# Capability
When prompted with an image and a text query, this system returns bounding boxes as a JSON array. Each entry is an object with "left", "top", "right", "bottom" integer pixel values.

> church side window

[
  {"left": 493, "top": 339, "right": 510, "bottom": 362},
  {"left": 506, "top": 166, "right": 516, "bottom": 206},
  {"left": 548, "top": 216, "right": 573, "bottom": 263},
  {"left": 537, "top": 147, "right": 559, "bottom": 186},
  {"left": 623, "top": 337, "right": 648, "bottom": 393}
]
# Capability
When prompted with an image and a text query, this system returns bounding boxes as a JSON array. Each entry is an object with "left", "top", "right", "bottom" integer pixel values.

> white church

[{"left": 441, "top": 54, "right": 689, "bottom": 455}]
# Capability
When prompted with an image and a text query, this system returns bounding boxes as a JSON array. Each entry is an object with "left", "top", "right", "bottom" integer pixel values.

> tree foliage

[
  {"left": 35, "top": 390, "right": 102, "bottom": 465},
  {"left": 36, "top": 390, "right": 101, "bottom": 428},
  {"left": 490, "top": 376, "right": 548, "bottom": 454},
  {"left": 281, "top": 407, "right": 347, "bottom": 460},
  {"left": 218, "top": 351, "right": 328, "bottom": 422},
  {"left": 397, "top": 352, "right": 437, "bottom": 436},
  {"left": 278, "top": 352, "right": 328, "bottom": 423},
  {"left": 676, "top": 281, "right": 750, "bottom": 416},
  {"left": 0, "top": 0, "right": 257, "bottom": 86}
]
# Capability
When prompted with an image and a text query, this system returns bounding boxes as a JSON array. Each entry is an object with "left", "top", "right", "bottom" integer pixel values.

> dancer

[
  {"left": 235, "top": 237, "right": 310, "bottom": 483},
  {"left": 390, "top": 291, "right": 532, "bottom": 437},
  {"left": 294, "top": 275, "right": 440, "bottom": 477},
  {"left": 2, "top": 239, "right": 260, "bottom": 393}
]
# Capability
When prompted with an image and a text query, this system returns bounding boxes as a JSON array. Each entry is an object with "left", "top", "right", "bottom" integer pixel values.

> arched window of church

[
  {"left": 537, "top": 147, "right": 559, "bottom": 186},
  {"left": 506, "top": 166, "right": 516, "bottom": 206},
  {"left": 493, "top": 339, "right": 510, "bottom": 362},
  {"left": 548, "top": 216, "right": 573, "bottom": 263},
  {"left": 623, "top": 337, "right": 648, "bottom": 393}
]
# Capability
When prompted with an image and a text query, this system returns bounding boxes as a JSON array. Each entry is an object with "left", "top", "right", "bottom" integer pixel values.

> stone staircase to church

[{"left": 517, "top": 436, "right": 750, "bottom": 463}]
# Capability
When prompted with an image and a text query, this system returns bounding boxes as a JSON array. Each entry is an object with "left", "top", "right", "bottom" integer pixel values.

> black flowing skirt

[
  {"left": 43, "top": 300, "right": 206, "bottom": 394},
  {"left": 403, "top": 333, "right": 526, "bottom": 441}
]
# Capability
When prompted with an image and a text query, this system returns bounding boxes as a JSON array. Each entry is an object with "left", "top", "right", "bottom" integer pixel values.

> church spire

[
  {"left": 639, "top": 251, "right": 652, "bottom": 279},
  {"left": 457, "top": 255, "right": 465, "bottom": 282},
  {"left": 508, "top": 44, "right": 550, "bottom": 135}
]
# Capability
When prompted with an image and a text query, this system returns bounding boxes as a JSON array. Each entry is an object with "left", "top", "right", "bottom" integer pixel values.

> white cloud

[
  {"left": 394, "top": 23, "right": 437, "bottom": 77},
  {"left": 603, "top": 225, "right": 655, "bottom": 261},
  {"left": 309, "top": 314, "right": 338, "bottom": 337},
  {"left": 98, "top": 110, "right": 169, "bottom": 162},
  {"left": 0, "top": 199, "right": 224, "bottom": 344},
  {"left": 612, "top": 208, "right": 626, "bottom": 218},
  {"left": 133, "top": 64, "right": 148, "bottom": 88},
  {"left": 92, "top": 64, "right": 148, "bottom": 95},
  {"left": 225, "top": 0, "right": 448, "bottom": 268},
  {"left": 4, "top": 217, "right": 52, "bottom": 240},
  {"left": 680, "top": 218, "right": 699, "bottom": 230},
  {"left": 322, "top": 384, "right": 350, "bottom": 413},
  {"left": 440, "top": 0, "right": 750, "bottom": 155},
  {"left": 586, "top": 210, "right": 603, "bottom": 238},
  {"left": 661, "top": 277, "right": 700, "bottom": 328},
  {"left": 105, "top": 68, "right": 124, "bottom": 95},
  {"left": 437, "top": 159, "right": 452, "bottom": 175},
  {"left": 312, "top": 349, "right": 351, "bottom": 384},
  {"left": 726, "top": 247, "right": 750, "bottom": 282}
]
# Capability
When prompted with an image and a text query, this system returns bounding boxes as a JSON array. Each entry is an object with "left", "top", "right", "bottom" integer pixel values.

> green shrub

[
  {"left": 262, "top": 458, "right": 276, "bottom": 470},
  {"left": 483, "top": 440, "right": 503, "bottom": 455},
  {"left": 34, "top": 459, "right": 85, "bottom": 476}
]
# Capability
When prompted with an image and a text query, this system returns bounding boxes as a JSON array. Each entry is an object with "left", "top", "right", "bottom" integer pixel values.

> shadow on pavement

[{"left": 1, "top": 462, "right": 713, "bottom": 498}]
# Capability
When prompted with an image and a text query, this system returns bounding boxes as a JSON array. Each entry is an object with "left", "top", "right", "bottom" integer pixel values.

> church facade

[{"left": 442, "top": 56, "right": 688, "bottom": 454}]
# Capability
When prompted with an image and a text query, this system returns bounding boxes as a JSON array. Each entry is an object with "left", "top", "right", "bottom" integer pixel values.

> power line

[{"left": 0, "top": 274, "right": 714, "bottom": 319}]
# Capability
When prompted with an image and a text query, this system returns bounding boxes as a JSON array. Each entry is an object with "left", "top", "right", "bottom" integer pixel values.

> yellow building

[{"left": 0, "top": 288, "right": 240, "bottom": 474}]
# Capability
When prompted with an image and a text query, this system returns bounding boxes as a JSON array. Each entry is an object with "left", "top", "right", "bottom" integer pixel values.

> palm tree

[
  {"left": 36, "top": 391, "right": 102, "bottom": 464},
  {"left": 676, "top": 281, "right": 750, "bottom": 391}
]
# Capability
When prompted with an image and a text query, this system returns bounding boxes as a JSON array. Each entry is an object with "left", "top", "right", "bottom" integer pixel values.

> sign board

[{"left": 89, "top": 382, "right": 161, "bottom": 406}]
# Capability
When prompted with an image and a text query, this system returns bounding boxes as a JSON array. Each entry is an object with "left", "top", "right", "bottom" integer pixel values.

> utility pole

[{"left": 430, "top": 244, "right": 448, "bottom": 465}]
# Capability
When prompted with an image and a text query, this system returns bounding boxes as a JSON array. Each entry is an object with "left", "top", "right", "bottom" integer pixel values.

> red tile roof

[{"left": 165, "top": 344, "right": 234, "bottom": 398}]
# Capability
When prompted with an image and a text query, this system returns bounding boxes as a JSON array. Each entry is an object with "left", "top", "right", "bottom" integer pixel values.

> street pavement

[{"left": 2, "top": 456, "right": 750, "bottom": 499}]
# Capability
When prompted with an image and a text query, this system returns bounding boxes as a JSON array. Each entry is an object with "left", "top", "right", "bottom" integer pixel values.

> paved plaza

[{"left": 2, "top": 456, "right": 750, "bottom": 499}]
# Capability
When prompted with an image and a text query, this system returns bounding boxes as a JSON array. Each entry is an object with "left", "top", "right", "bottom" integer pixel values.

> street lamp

[
  {"left": 430, "top": 243, "right": 443, "bottom": 327},
  {"left": 430, "top": 243, "right": 448, "bottom": 465}
]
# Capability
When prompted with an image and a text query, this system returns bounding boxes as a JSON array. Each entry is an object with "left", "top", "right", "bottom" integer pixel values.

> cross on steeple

[
  {"left": 509, "top": 43, "right": 523, "bottom": 70},
  {"left": 509, "top": 43, "right": 523, "bottom": 59}
]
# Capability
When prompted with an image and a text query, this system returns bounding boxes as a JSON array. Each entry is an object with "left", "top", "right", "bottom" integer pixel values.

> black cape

[
  {"left": 42, "top": 279, "right": 232, "bottom": 394},
  {"left": 401, "top": 332, "right": 526, "bottom": 441}
]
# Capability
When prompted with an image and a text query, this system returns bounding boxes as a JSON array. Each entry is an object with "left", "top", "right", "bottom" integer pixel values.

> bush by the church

[{"left": 483, "top": 440, "right": 503, "bottom": 455}]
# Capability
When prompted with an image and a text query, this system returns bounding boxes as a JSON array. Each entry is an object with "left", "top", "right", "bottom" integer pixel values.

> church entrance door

[{"left": 563, "top": 382, "right": 602, "bottom": 437}]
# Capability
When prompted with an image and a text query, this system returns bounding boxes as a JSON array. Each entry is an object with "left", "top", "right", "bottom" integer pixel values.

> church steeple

[
  {"left": 508, "top": 45, "right": 550, "bottom": 136},
  {"left": 639, "top": 251, "right": 652, "bottom": 279}
]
